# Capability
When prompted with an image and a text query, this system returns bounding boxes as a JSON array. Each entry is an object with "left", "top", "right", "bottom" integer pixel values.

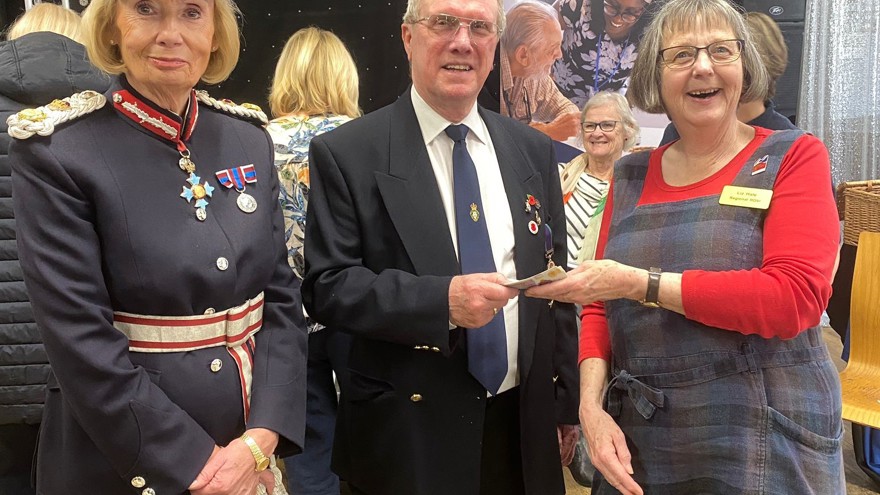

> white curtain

[{"left": 798, "top": 0, "right": 880, "bottom": 185}]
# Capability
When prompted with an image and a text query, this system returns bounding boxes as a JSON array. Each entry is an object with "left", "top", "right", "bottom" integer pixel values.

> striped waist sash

[{"left": 112, "top": 292, "right": 264, "bottom": 420}]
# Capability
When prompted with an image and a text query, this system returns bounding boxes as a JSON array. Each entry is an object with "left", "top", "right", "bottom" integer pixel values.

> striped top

[{"left": 559, "top": 162, "right": 609, "bottom": 268}]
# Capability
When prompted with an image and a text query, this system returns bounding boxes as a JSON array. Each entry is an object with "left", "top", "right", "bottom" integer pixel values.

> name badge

[{"left": 719, "top": 185, "right": 773, "bottom": 210}]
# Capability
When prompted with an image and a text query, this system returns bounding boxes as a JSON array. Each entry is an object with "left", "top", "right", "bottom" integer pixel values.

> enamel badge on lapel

[
  {"left": 524, "top": 194, "right": 542, "bottom": 235},
  {"left": 215, "top": 165, "right": 258, "bottom": 213},
  {"left": 751, "top": 154, "right": 769, "bottom": 175}
]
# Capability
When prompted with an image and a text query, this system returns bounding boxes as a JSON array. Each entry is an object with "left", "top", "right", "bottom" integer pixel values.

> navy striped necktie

[{"left": 445, "top": 124, "right": 508, "bottom": 395}]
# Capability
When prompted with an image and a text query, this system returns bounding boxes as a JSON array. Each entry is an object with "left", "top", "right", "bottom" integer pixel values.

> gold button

[
  {"left": 131, "top": 476, "right": 145, "bottom": 488},
  {"left": 204, "top": 307, "right": 216, "bottom": 315},
  {"left": 216, "top": 257, "right": 229, "bottom": 271},
  {"left": 410, "top": 394, "right": 422, "bottom": 402},
  {"left": 210, "top": 359, "right": 223, "bottom": 372},
  {"left": 142, "top": 488, "right": 156, "bottom": 495}
]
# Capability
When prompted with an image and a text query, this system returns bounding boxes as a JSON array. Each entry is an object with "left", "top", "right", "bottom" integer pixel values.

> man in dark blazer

[{"left": 303, "top": 0, "right": 579, "bottom": 494}]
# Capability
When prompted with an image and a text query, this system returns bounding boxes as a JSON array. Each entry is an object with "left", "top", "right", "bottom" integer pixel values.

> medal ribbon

[{"left": 215, "top": 165, "right": 257, "bottom": 190}]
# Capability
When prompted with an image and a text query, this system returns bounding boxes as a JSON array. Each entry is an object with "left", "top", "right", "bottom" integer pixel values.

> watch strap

[{"left": 641, "top": 267, "right": 662, "bottom": 308}]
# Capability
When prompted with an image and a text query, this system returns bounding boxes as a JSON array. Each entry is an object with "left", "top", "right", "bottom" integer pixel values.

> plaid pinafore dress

[{"left": 595, "top": 130, "right": 845, "bottom": 494}]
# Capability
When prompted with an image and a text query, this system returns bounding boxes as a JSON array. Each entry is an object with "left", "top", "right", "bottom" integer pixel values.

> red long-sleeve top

[{"left": 579, "top": 128, "right": 839, "bottom": 363}]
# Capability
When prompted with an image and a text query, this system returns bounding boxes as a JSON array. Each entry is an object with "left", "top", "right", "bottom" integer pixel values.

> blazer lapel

[
  {"left": 482, "top": 109, "right": 546, "bottom": 382},
  {"left": 375, "top": 90, "right": 459, "bottom": 277}
]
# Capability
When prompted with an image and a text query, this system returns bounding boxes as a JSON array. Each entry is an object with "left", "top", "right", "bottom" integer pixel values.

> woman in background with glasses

[
  {"left": 528, "top": 0, "right": 843, "bottom": 493},
  {"left": 559, "top": 91, "right": 638, "bottom": 269},
  {"left": 552, "top": 0, "right": 653, "bottom": 108}
]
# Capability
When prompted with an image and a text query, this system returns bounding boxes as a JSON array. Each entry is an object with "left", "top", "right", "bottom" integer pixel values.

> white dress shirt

[{"left": 411, "top": 88, "right": 519, "bottom": 394}]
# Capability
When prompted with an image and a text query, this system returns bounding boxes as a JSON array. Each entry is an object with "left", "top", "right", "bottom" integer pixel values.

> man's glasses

[
  {"left": 659, "top": 39, "right": 744, "bottom": 69},
  {"left": 582, "top": 120, "right": 618, "bottom": 132},
  {"left": 603, "top": 0, "right": 644, "bottom": 24},
  {"left": 414, "top": 14, "right": 500, "bottom": 41}
]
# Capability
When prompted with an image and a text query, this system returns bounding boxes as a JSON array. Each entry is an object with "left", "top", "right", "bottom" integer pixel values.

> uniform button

[
  {"left": 142, "top": 488, "right": 156, "bottom": 495},
  {"left": 204, "top": 307, "right": 215, "bottom": 315},
  {"left": 131, "top": 476, "right": 145, "bottom": 488},
  {"left": 216, "top": 257, "right": 229, "bottom": 271},
  {"left": 410, "top": 394, "right": 422, "bottom": 402},
  {"left": 210, "top": 359, "right": 223, "bottom": 373}
]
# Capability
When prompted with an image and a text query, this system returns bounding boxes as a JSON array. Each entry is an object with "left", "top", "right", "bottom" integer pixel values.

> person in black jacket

[{"left": 0, "top": 4, "right": 109, "bottom": 494}]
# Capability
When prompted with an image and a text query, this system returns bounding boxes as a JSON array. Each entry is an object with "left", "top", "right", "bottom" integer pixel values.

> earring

[{"left": 109, "top": 39, "right": 116, "bottom": 45}]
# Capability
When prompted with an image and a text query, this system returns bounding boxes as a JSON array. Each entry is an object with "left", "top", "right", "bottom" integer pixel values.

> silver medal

[
  {"left": 236, "top": 192, "right": 257, "bottom": 213},
  {"left": 196, "top": 207, "right": 207, "bottom": 221}
]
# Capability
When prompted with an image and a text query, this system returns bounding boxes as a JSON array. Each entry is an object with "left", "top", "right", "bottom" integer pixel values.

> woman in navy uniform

[{"left": 7, "top": 0, "right": 307, "bottom": 494}]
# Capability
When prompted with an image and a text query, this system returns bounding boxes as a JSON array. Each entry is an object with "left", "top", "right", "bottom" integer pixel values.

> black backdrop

[{"left": 1, "top": 0, "right": 413, "bottom": 116}]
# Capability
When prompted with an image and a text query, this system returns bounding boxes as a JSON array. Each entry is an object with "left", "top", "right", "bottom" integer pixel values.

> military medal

[
  {"left": 216, "top": 165, "right": 258, "bottom": 213},
  {"left": 112, "top": 89, "right": 210, "bottom": 221}
]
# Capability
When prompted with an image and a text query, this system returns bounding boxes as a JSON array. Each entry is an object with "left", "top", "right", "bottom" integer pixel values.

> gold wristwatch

[{"left": 240, "top": 433, "right": 270, "bottom": 472}]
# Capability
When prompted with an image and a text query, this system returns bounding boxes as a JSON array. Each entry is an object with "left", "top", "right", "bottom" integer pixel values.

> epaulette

[
  {"left": 7, "top": 90, "right": 106, "bottom": 140},
  {"left": 195, "top": 90, "right": 268, "bottom": 125}
]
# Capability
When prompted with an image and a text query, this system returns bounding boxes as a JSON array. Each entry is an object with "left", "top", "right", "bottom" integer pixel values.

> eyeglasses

[
  {"left": 603, "top": 0, "right": 645, "bottom": 24},
  {"left": 414, "top": 13, "right": 500, "bottom": 41},
  {"left": 659, "top": 39, "right": 744, "bottom": 69},
  {"left": 582, "top": 120, "right": 618, "bottom": 132}
]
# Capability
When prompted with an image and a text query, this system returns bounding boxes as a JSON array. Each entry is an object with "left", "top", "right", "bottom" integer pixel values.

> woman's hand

[
  {"left": 525, "top": 260, "right": 645, "bottom": 305},
  {"left": 189, "top": 429, "right": 280, "bottom": 495},
  {"left": 580, "top": 403, "right": 643, "bottom": 495}
]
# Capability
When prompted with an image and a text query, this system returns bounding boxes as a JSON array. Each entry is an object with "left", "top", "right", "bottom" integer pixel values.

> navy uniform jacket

[
  {"left": 303, "top": 88, "right": 578, "bottom": 495},
  {"left": 9, "top": 77, "right": 307, "bottom": 494}
]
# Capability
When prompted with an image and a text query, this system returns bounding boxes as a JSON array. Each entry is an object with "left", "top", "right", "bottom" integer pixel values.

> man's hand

[
  {"left": 531, "top": 111, "right": 580, "bottom": 141},
  {"left": 449, "top": 273, "right": 517, "bottom": 329},
  {"left": 557, "top": 424, "right": 579, "bottom": 466}
]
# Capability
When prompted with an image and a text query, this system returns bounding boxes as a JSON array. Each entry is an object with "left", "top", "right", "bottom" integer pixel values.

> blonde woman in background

[
  {"left": 5, "top": 2, "right": 82, "bottom": 41},
  {"left": 266, "top": 26, "right": 360, "bottom": 495},
  {"left": 0, "top": 4, "right": 108, "bottom": 493}
]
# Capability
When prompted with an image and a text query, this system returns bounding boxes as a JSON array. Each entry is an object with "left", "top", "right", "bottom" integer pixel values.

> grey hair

[
  {"left": 627, "top": 0, "right": 769, "bottom": 114},
  {"left": 580, "top": 91, "right": 640, "bottom": 151},
  {"left": 403, "top": 0, "right": 506, "bottom": 35},
  {"left": 500, "top": 0, "right": 558, "bottom": 56}
]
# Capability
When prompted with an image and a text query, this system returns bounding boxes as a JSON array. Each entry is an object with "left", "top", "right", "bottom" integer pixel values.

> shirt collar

[{"left": 411, "top": 86, "right": 489, "bottom": 147}]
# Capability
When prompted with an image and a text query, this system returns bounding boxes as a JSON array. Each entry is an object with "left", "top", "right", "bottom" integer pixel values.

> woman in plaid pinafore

[{"left": 528, "top": 0, "right": 844, "bottom": 493}]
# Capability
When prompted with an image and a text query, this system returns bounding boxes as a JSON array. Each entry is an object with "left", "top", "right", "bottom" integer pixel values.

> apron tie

[{"left": 607, "top": 369, "right": 665, "bottom": 420}]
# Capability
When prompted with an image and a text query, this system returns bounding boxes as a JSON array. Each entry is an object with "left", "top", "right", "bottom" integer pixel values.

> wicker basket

[{"left": 837, "top": 180, "right": 880, "bottom": 246}]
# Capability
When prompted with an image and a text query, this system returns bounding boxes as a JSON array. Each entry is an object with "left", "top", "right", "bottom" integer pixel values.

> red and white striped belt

[
  {"left": 112, "top": 292, "right": 264, "bottom": 420},
  {"left": 112, "top": 292, "right": 264, "bottom": 352}
]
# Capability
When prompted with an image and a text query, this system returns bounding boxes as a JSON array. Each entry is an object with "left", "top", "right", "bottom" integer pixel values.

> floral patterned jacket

[{"left": 266, "top": 114, "right": 352, "bottom": 331}]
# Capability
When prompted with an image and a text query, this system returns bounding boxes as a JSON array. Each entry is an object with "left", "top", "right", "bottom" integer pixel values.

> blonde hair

[
  {"left": 81, "top": 0, "right": 242, "bottom": 84},
  {"left": 627, "top": 0, "right": 769, "bottom": 114},
  {"left": 7, "top": 3, "right": 83, "bottom": 43},
  {"left": 268, "top": 27, "right": 360, "bottom": 119},
  {"left": 745, "top": 11, "right": 787, "bottom": 100}
]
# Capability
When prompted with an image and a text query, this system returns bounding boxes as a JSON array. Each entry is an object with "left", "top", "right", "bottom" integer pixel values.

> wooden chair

[{"left": 840, "top": 231, "right": 880, "bottom": 428}]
